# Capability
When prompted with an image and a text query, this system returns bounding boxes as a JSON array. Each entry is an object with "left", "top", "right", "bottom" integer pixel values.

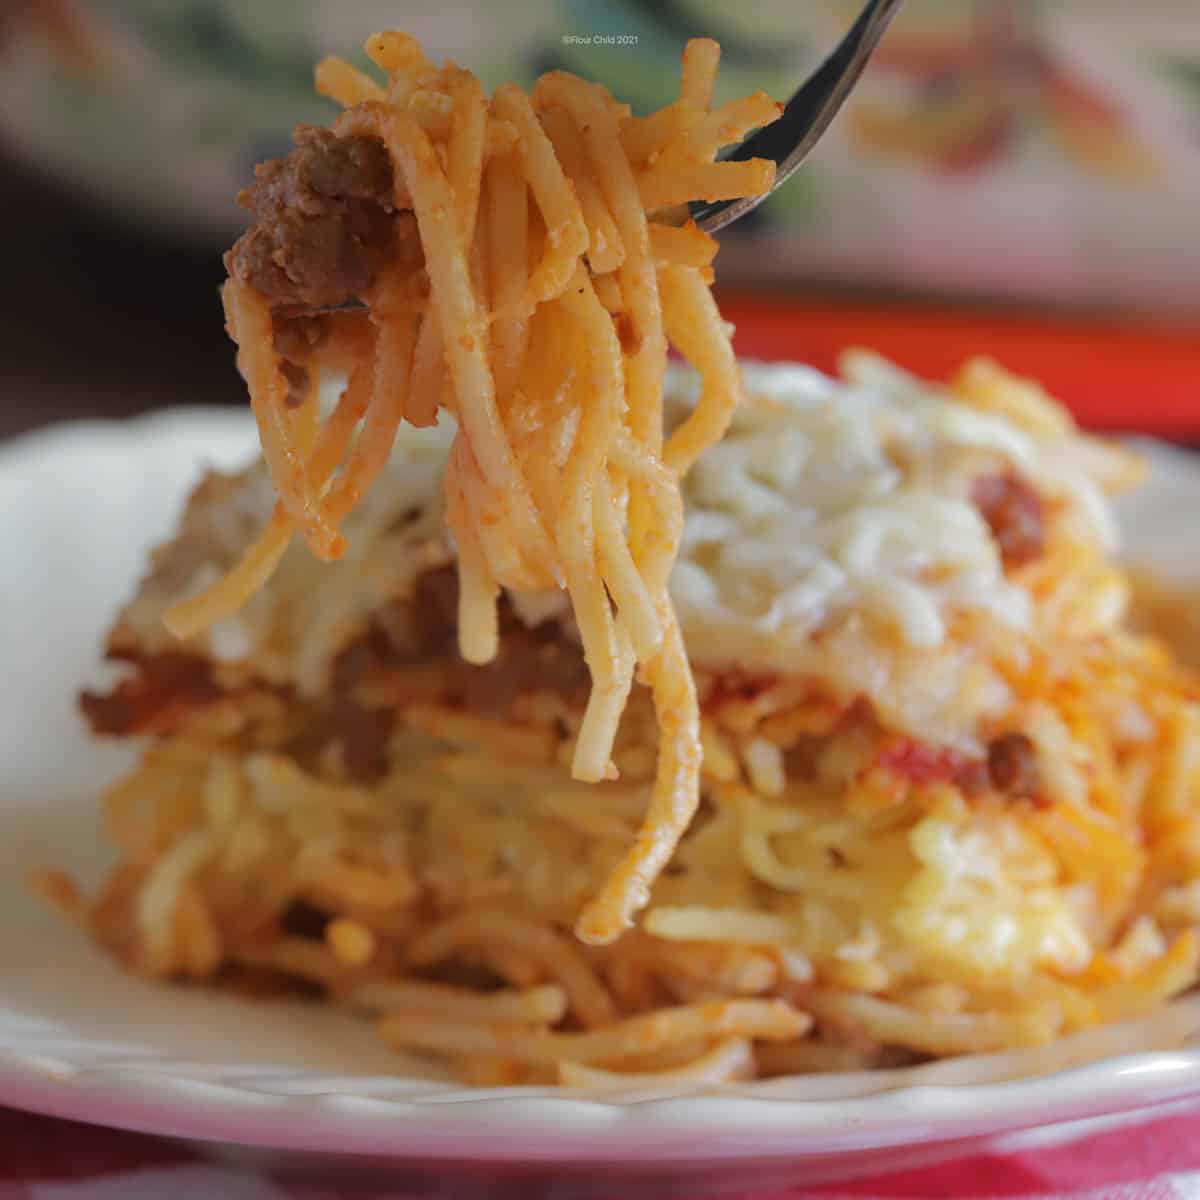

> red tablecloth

[{"left": 3, "top": 1104, "right": 1200, "bottom": 1198}]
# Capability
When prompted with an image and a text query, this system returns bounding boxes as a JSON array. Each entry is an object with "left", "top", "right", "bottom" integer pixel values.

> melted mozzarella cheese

[
  {"left": 671, "top": 360, "right": 1034, "bottom": 669},
  {"left": 124, "top": 356, "right": 1128, "bottom": 744}
]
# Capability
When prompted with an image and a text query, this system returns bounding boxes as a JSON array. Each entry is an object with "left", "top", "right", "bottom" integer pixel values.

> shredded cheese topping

[{"left": 122, "top": 355, "right": 1130, "bottom": 747}]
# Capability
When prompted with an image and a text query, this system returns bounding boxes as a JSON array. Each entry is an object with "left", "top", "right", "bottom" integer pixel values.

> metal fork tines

[{"left": 691, "top": 0, "right": 903, "bottom": 234}]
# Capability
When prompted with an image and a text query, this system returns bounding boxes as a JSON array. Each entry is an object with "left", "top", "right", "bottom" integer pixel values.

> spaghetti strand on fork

[{"left": 163, "top": 34, "right": 779, "bottom": 943}]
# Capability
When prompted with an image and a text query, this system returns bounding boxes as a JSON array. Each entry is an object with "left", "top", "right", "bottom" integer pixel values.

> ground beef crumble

[
  {"left": 971, "top": 471, "right": 1046, "bottom": 568},
  {"left": 226, "top": 125, "right": 398, "bottom": 313},
  {"left": 986, "top": 731, "right": 1042, "bottom": 803}
]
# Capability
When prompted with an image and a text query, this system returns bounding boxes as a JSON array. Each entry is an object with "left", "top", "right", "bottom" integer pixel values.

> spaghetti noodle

[{"left": 162, "top": 33, "right": 781, "bottom": 943}]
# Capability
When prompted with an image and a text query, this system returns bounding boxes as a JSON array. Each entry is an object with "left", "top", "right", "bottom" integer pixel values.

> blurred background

[{"left": 1, "top": 0, "right": 1198, "bottom": 442}]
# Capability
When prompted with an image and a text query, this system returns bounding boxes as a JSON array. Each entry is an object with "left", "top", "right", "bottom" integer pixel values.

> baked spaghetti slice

[{"left": 43, "top": 354, "right": 1200, "bottom": 1085}]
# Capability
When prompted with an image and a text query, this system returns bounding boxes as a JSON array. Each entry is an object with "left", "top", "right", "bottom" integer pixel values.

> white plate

[{"left": 4, "top": 411, "right": 1200, "bottom": 1177}]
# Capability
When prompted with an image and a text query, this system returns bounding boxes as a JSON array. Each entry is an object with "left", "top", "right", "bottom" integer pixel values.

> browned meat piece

[
  {"left": 324, "top": 566, "right": 588, "bottom": 778},
  {"left": 226, "top": 126, "right": 398, "bottom": 311},
  {"left": 80, "top": 653, "right": 224, "bottom": 736},
  {"left": 986, "top": 732, "right": 1041, "bottom": 801},
  {"left": 387, "top": 566, "right": 589, "bottom": 710},
  {"left": 971, "top": 472, "right": 1046, "bottom": 567},
  {"left": 82, "top": 557, "right": 586, "bottom": 780},
  {"left": 327, "top": 691, "right": 397, "bottom": 781},
  {"left": 335, "top": 567, "right": 589, "bottom": 706}
]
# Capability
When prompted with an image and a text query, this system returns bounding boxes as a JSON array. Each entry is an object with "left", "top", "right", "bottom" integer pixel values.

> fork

[
  {"left": 691, "top": 0, "right": 904, "bottom": 233},
  {"left": 273, "top": 0, "right": 901, "bottom": 320}
]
